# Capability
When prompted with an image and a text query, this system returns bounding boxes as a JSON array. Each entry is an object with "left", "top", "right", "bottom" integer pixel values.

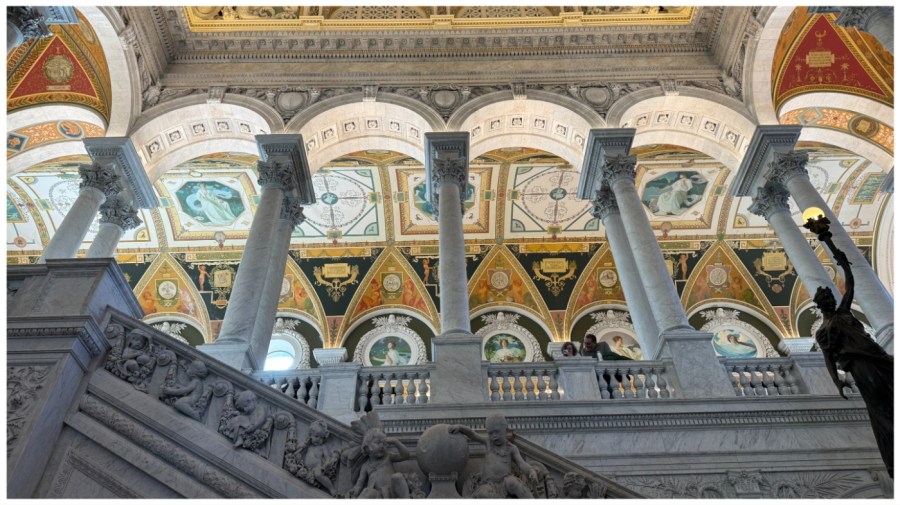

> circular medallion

[
  {"left": 598, "top": 269, "right": 618, "bottom": 288},
  {"left": 157, "top": 280, "right": 178, "bottom": 300},
  {"left": 549, "top": 187, "right": 568, "bottom": 200},
  {"left": 280, "top": 277, "right": 291, "bottom": 297},
  {"left": 382, "top": 273, "right": 402, "bottom": 293},
  {"left": 708, "top": 266, "right": 728, "bottom": 287},
  {"left": 43, "top": 55, "right": 74, "bottom": 84},
  {"left": 490, "top": 271, "right": 510, "bottom": 290},
  {"left": 849, "top": 217, "right": 862, "bottom": 229},
  {"left": 430, "top": 89, "right": 458, "bottom": 109},
  {"left": 848, "top": 114, "right": 879, "bottom": 138},
  {"left": 56, "top": 121, "right": 83, "bottom": 138},
  {"left": 13, "top": 236, "right": 27, "bottom": 248},
  {"left": 321, "top": 192, "right": 339, "bottom": 205}
]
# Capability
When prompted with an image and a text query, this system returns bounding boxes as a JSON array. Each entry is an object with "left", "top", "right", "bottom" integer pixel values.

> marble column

[
  {"left": 201, "top": 135, "right": 314, "bottom": 370},
  {"left": 590, "top": 187, "right": 660, "bottom": 353},
  {"left": 7, "top": 7, "right": 50, "bottom": 54},
  {"left": 602, "top": 154, "right": 691, "bottom": 335},
  {"left": 579, "top": 129, "right": 733, "bottom": 398},
  {"left": 39, "top": 163, "right": 120, "bottom": 262},
  {"left": 835, "top": 7, "right": 893, "bottom": 55},
  {"left": 768, "top": 150, "right": 894, "bottom": 346},
  {"left": 424, "top": 132, "right": 485, "bottom": 403},
  {"left": 248, "top": 197, "right": 305, "bottom": 370},
  {"left": 748, "top": 180, "right": 840, "bottom": 302},
  {"left": 85, "top": 195, "right": 142, "bottom": 258}
]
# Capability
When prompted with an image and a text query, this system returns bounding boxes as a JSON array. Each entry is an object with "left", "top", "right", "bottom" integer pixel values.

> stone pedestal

[
  {"left": 429, "top": 333, "right": 485, "bottom": 404},
  {"left": 654, "top": 329, "right": 734, "bottom": 398},
  {"left": 6, "top": 258, "right": 142, "bottom": 498},
  {"left": 313, "top": 347, "right": 348, "bottom": 366},
  {"left": 556, "top": 357, "right": 603, "bottom": 400},
  {"left": 316, "top": 362, "right": 362, "bottom": 424}
]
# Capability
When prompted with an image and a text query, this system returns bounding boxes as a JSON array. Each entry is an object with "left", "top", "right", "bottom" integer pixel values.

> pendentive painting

[
  {"left": 711, "top": 328, "right": 759, "bottom": 358},
  {"left": 368, "top": 336, "right": 412, "bottom": 366},
  {"left": 641, "top": 170, "right": 708, "bottom": 216},
  {"left": 484, "top": 333, "right": 527, "bottom": 363}
]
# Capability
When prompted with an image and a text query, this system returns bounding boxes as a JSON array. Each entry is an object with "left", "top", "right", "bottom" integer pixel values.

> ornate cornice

[
  {"left": 748, "top": 181, "right": 790, "bottom": 220},
  {"left": 425, "top": 132, "right": 469, "bottom": 215},
  {"left": 256, "top": 135, "right": 315, "bottom": 204},
  {"left": 577, "top": 128, "right": 635, "bottom": 199},
  {"left": 83, "top": 138, "right": 158, "bottom": 209},
  {"left": 729, "top": 125, "right": 801, "bottom": 197}
]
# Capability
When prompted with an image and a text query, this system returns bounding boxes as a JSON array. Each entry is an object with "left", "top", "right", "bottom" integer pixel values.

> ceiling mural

[
  {"left": 506, "top": 163, "right": 595, "bottom": 240},
  {"left": 780, "top": 107, "right": 893, "bottom": 155},
  {"left": 276, "top": 257, "right": 327, "bottom": 333},
  {"left": 772, "top": 10, "right": 893, "bottom": 112},
  {"left": 133, "top": 253, "right": 211, "bottom": 339},
  {"left": 305, "top": 166, "right": 383, "bottom": 243},
  {"left": 7, "top": 120, "right": 105, "bottom": 159},
  {"left": 7, "top": 9, "right": 111, "bottom": 124}
]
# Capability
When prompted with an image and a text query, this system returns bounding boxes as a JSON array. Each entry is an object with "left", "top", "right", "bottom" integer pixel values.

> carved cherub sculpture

[
  {"left": 451, "top": 413, "right": 537, "bottom": 498},
  {"left": 160, "top": 359, "right": 212, "bottom": 421},
  {"left": 284, "top": 420, "right": 339, "bottom": 495},
  {"left": 222, "top": 390, "right": 270, "bottom": 449},
  {"left": 106, "top": 327, "right": 157, "bottom": 392},
  {"left": 342, "top": 412, "right": 412, "bottom": 498}
]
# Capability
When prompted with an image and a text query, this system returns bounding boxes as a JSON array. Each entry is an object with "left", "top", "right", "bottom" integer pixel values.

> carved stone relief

[{"left": 7, "top": 365, "right": 52, "bottom": 455}]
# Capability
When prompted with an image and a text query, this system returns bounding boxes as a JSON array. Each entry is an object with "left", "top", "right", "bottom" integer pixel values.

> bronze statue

[{"left": 806, "top": 214, "right": 893, "bottom": 477}]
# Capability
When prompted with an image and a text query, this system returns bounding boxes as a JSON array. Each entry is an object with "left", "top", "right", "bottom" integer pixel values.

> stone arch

[
  {"left": 872, "top": 192, "right": 893, "bottom": 292},
  {"left": 470, "top": 305, "right": 555, "bottom": 349},
  {"left": 779, "top": 93, "right": 893, "bottom": 126},
  {"left": 6, "top": 109, "right": 99, "bottom": 176},
  {"left": 143, "top": 313, "right": 208, "bottom": 345},
  {"left": 746, "top": 6, "right": 794, "bottom": 125},
  {"left": 687, "top": 300, "right": 785, "bottom": 355},
  {"left": 795, "top": 128, "right": 893, "bottom": 172},
  {"left": 79, "top": 7, "right": 140, "bottom": 136},
  {"left": 128, "top": 100, "right": 274, "bottom": 181},
  {"left": 611, "top": 91, "right": 758, "bottom": 171},
  {"left": 284, "top": 97, "right": 439, "bottom": 172}
]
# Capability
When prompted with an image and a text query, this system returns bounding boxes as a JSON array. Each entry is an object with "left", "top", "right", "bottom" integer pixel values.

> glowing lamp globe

[{"left": 802, "top": 207, "right": 825, "bottom": 222}]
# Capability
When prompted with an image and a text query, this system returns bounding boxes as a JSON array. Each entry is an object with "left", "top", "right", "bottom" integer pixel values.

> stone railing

[
  {"left": 595, "top": 361, "right": 674, "bottom": 399},
  {"left": 484, "top": 362, "right": 563, "bottom": 402},
  {"left": 253, "top": 370, "right": 323, "bottom": 408},
  {"left": 721, "top": 357, "right": 804, "bottom": 397},
  {"left": 356, "top": 365, "right": 433, "bottom": 411}
]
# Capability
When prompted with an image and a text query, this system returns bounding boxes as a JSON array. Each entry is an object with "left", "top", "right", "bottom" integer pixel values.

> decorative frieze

[{"left": 7, "top": 365, "right": 53, "bottom": 455}]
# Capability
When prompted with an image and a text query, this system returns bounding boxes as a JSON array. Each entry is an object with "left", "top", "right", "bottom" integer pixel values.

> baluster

[
  {"left": 609, "top": 369, "right": 623, "bottom": 399},
  {"left": 369, "top": 373, "right": 382, "bottom": 406},
  {"left": 597, "top": 368, "right": 610, "bottom": 399},
  {"left": 632, "top": 370, "right": 646, "bottom": 399},
  {"left": 549, "top": 371, "right": 560, "bottom": 400},
  {"left": 762, "top": 366, "right": 778, "bottom": 396},
  {"left": 741, "top": 367, "right": 755, "bottom": 396},
  {"left": 357, "top": 374, "right": 370, "bottom": 411},
  {"left": 656, "top": 368, "right": 670, "bottom": 398},
  {"left": 296, "top": 376, "right": 309, "bottom": 403},
  {"left": 417, "top": 373, "right": 429, "bottom": 404},
  {"left": 727, "top": 367, "right": 741, "bottom": 396},
  {"left": 537, "top": 372, "right": 548, "bottom": 400},
  {"left": 501, "top": 371, "right": 513, "bottom": 401},
  {"left": 386, "top": 373, "right": 398, "bottom": 405},
  {"left": 489, "top": 370, "right": 500, "bottom": 401},
  {"left": 772, "top": 365, "right": 788, "bottom": 395},
  {"left": 400, "top": 373, "right": 411, "bottom": 404},
  {"left": 284, "top": 377, "right": 296, "bottom": 399},
  {"left": 749, "top": 367, "right": 765, "bottom": 396},
  {"left": 786, "top": 366, "right": 800, "bottom": 395},
  {"left": 512, "top": 371, "right": 525, "bottom": 401},
  {"left": 523, "top": 370, "right": 535, "bottom": 400},
  {"left": 307, "top": 378, "right": 319, "bottom": 408}
]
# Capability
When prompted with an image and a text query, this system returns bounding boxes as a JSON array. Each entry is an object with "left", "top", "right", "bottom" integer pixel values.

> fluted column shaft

[
  {"left": 249, "top": 197, "right": 305, "bottom": 369},
  {"left": 40, "top": 164, "right": 120, "bottom": 262},
  {"left": 592, "top": 188, "right": 660, "bottom": 351},
  {"left": 215, "top": 162, "right": 291, "bottom": 360},
  {"left": 86, "top": 195, "right": 142, "bottom": 258},
  {"left": 749, "top": 181, "right": 840, "bottom": 303},
  {"left": 604, "top": 156, "right": 691, "bottom": 333},
  {"left": 770, "top": 151, "right": 893, "bottom": 335},
  {"left": 437, "top": 179, "right": 471, "bottom": 333}
]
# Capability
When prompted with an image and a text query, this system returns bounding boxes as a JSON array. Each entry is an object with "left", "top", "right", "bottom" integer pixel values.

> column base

[
  {"left": 653, "top": 328, "right": 734, "bottom": 399},
  {"left": 875, "top": 324, "right": 893, "bottom": 354},
  {"left": 429, "top": 332, "right": 485, "bottom": 404},
  {"left": 197, "top": 341, "right": 255, "bottom": 372}
]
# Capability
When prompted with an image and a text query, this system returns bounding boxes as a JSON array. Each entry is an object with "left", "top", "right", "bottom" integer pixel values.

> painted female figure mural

[{"left": 655, "top": 173, "right": 693, "bottom": 215}]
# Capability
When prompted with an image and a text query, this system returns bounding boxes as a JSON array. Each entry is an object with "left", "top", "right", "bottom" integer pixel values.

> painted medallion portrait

[
  {"left": 712, "top": 329, "right": 759, "bottom": 358},
  {"left": 484, "top": 333, "right": 527, "bottom": 363},
  {"left": 368, "top": 336, "right": 412, "bottom": 366}
]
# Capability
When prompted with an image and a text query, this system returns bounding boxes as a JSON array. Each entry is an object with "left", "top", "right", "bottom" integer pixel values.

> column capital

[
  {"left": 425, "top": 132, "right": 470, "bottom": 215},
  {"left": 601, "top": 154, "right": 638, "bottom": 187},
  {"left": 833, "top": 7, "right": 881, "bottom": 31},
  {"left": 78, "top": 163, "right": 120, "bottom": 198},
  {"left": 577, "top": 128, "right": 635, "bottom": 199},
  {"left": 279, "top": 196, "right": 306, "bottom": 227},
  {"left": 257, "top": 160, "right": 296, "bottom": 192},
  {"left": 7, "top": 7, "right": 52, "bottom": 40},
  {"left": 256, "top": 134, "right": 315, "bottom": 204},
  {"left": 767, "top": 150, "right": 809, "bottom": 186},
  {"left": 748, "top": 180, "right": 790, "bottom": 219},
  {"left": 83, "top": 137, "right": 158, "bottom": 209},
  {"left": 730, "top": 125, "right": 801, "bottom": 196},
  {"left": 590, "top": 187, "right": 619, "bottom": 220},
  {"left": 98, "top": 195, "right": 143, "bottom": 231}
]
